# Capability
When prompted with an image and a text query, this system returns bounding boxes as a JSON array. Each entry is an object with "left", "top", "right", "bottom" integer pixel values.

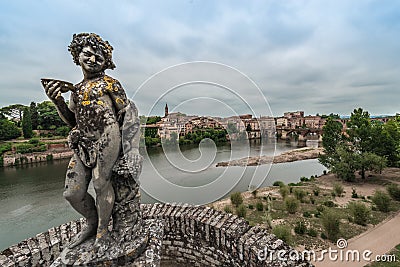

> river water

[{"left": 0, "top": 140, "right": 325, "bottom": 251}]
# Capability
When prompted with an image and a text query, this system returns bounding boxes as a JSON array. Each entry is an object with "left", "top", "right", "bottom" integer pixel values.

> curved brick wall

[{"left": 0, "top": 203, "right": 313, "bottom": 267}]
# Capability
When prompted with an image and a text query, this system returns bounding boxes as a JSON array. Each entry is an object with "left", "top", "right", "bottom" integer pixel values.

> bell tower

[{"left": 164, "top": 103, "right": 169, "bottom": 117}]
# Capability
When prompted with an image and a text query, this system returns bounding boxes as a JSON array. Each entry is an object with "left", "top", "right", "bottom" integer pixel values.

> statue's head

[{"left": 68, "top": 33, "right": 116, "bottom": 71}]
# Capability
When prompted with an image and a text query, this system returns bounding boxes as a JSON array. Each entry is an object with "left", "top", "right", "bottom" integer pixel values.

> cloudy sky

[{"left": 1, "top": 0, "right": 399, "bottom": 117}]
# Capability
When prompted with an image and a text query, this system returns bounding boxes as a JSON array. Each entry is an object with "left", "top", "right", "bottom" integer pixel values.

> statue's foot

[
  {"left": 67, "top": 224, "right": 97, "bottom": 249},
  {"left": 94, "top": 230, "right": 113, "bottom": 256}
]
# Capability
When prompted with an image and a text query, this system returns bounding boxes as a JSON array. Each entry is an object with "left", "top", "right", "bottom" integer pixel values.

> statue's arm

[
  {"left": 44, "top": 80, "right": 76, "bottom": 127},
  {"left": 54, "top": 97, "right": 77, "bottom": 128}
]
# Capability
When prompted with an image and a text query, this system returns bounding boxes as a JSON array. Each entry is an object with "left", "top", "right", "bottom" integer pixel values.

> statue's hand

[{"left": 44, "top": 80, "right": 64, "bottom": 103}]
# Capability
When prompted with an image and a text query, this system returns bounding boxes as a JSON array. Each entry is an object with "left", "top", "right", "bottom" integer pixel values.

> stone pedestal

[{"left": 50, "top": 219, "right": 163, "bottom": 267}]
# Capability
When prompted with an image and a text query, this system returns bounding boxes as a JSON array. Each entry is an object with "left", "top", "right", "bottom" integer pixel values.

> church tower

[{"left": 164, "top": 103, "right": 169, "bottom": 117}]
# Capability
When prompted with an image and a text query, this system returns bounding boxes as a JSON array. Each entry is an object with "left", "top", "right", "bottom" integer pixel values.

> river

[{"left": 0, "top": 140, "right": 326, "bottom": 251}]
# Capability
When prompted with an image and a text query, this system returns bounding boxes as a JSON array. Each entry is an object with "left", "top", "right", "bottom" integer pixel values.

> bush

[
  {"left": 236, "top": 204, "right": 247, "bottom": 218},
  {"left": 300, "top": 176, "right": 309, "bottom": 182},
  {"left": 224, "top": 205, "right": 233, "bottom": 214},
  {"left": 294, "top": 221, "right": 307, "bottom": 235},
  {"left": 387, "top": 184, "right": 400, "bottom": 201},
  {"left": 323, "top": 200, "right": 335, "bottom": 208},
  {"left": 230, "top": 192, "right": 243, "bottom": 207},
  {"left": 0, "top": 143, "right": 12, "bottom": 155},
  {"left": 273, "top": 225, "right": 292, "bottom": 244},
  {"left": 313, "top": 188, "right": 320, "bottom": 196},
  {"left": 321, "top": 209, "right": 340, "bottom": 241},
  {"left": 303, "top": 211, "right": 312, "bottom": 218},
  {"left": 333, "top": 182, "right": 344, "bottom": 197},
  {"left": 351, "top": 188, "right": 358, "bottom": 198},
  {"left": 371, "top": 191, "right": 391, "bottom": 212},
  {"left": 256, "top": 202, "right": 264, "bottom": 211},
  {"left": 293, "top": 188, "right": 307, "bottom": 202},
  {"left": 279, "top": 185, "right": 290, "bottom": 199},
  {"left": 28, "top": 138, "right": 40, "bottom": 144},
  {"left": 273, "top": 181, "right": 285, "bottom": 187},
  {"left": 55, "top": 126, "right": 71, "bottom": 137},
  {"left": 307, "top": 228, "right": 318, "bottom": 237},
  {"left": 321, "top": 232, "right": 328, "bottom": 239},
  {"left": 248, "top": 204, "right": 254, "bottom": 210},
  {"left": 285, "top": 197, "right": 299, "bottom": 214},
  {"left": 348, "top": 201, "right": 370, "bottom": 226}
]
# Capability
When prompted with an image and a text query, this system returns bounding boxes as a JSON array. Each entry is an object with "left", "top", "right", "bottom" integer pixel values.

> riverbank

[
  {"left": 216, "top": 147, "right": 324, "bottom": 167},
  {"left": 209, "top": 167, "right": 400, "bottom": 258}
]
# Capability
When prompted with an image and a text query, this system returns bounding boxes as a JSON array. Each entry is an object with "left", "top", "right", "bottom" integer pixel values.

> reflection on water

[{"left": 0, "top": 140, "right": 325, "bottom": 250}]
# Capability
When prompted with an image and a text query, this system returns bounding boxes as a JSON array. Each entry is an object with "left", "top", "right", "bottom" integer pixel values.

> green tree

[
  {"left": 0, "top": 119, "right": 21, "bottom": 140},
  {"left": 227, "top": 122, "right": 238, "bottom": 134},
  {"left": 37, "top": 101, "right": 66, "bottom": 129},
  {"left": 0, "top": 104, "right": 27, "bottom": 126},
  {"left": 30, "top": 102, "right": 39, "bottom": 130},
  {"left": 22, "top": 107, "right": 33, "bottom": 139}
]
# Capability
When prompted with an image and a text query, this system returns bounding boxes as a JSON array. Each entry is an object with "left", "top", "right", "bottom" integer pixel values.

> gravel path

[{"left": 314, "top": 212, "right": 400, "bottom": 267}]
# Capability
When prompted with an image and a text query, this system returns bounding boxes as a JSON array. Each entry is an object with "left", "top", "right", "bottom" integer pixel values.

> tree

[
  {"left": 37, "top": 101, "right": 66, "bottom": 129},
  {"left": 0, "top": 104, "right": 27, "bottom": 126},
  {"left": 22, "top": 107, "right": 33, "bottom": 138},
  {"left": 30, "top": 102, "right": 39, "bottom": 130},
  {"left": 227, "top": 122, "right": 238, "bottom": 134},
  {"left": 319, "top": 117, "right": 343, "bottom": 170},
  {"left": 0, "top": 119, "right": 21, "bottom": 140},
  {"left": 320, "top": 108, "right": 388, "bottom": 180}
]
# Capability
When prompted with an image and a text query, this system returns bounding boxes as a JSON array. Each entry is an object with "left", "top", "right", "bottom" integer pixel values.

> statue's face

[{"left": 78, "top": 46, "right": 105, "bottom": 74}]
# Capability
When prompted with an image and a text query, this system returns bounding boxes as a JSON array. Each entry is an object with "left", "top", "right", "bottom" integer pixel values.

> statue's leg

[
  {"left": 64, "top": 154, "right": 97, "bottom": 248},
  {"left": 92, "top": 133, "right": 121, "bottom": 246}
]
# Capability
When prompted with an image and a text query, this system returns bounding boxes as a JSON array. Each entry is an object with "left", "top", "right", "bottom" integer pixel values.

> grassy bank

[{"left": 210, "top": 168, "right": 400, "bottom": 251}]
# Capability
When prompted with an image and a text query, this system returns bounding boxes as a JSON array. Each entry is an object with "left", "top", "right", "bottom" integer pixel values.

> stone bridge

[{"left": 277, "top": 128, "right": 323, "bottom": 142}]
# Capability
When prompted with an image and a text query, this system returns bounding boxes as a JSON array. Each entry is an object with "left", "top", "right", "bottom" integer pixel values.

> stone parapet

[{"left": 1, "top": 203, "right": 313, "bottom": 267}]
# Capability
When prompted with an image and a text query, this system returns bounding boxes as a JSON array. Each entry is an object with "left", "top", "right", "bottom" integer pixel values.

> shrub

[
  {"left": 307, "top": 228, "right": 318, "bottom": 237},
  {"left": 248, "top": 204, "right": 254, "bottom": 210},
  {"left": 293, "top": 188, "right": 307, "bottom": 202},
  {"left": 310, "top": 196, "right": 315, "bottom": 205},
  {"left": 279, "top": 185, "right": 290, "bottom": 199},
  {"left": 351, "top": 188, "right": 358, "bottom": 198},
  {"left": 273, "top": 181, "right": 285, "bottom": 187},
  {"left": 313, "top": 188, "right": 320, "bottom": 196},
  {"left": 224, "top": 205, "right": 233, "bottom": 214},
  {"left": 46, "top": 154, "right": 53, "bottom": 161},
  {"left": 321, "top": 232, "right": 328, "bottom": 239},
  {"left": 387, "top": 184, "right": 400, "bottom": 201},
  {"left": 323, "top": 200, "right": 335, "bottom": 208},
  {"left": 236, "top": 204, "right": 247, "bottom": 218},
  {"left": 333, "top": 182, "right": 344, "bottom": 197},
  {"left": 371, "top": 191, "right": 391, "bottom": 212},
  {"left": 303, "top": 211, "right": 312, "bottom": 218},
  {"left": 256, "top": 202, "right": 264, "bottom": 211},
  {"left": 230, "top": 192, "right": 243, "bottom": 207},
  {"left": 348, "top": 201, "right": 370, "bottom": 226},
  {"left": 0, "top": 143, "right": 12, "bottom": 155},
  {"left": 28, "top": 138, "right": 40, "bottom": 144},
  {"left": 294, "top": 221, "right": 307, "bottom": 235},
  {"left": 273, "top": 225, "right": 292, "bottom": 244},
  {"left": 300, "top": 176, "right": 309, "bottom": 182},
  {"left": 323, "top": 170, "right": 327, "bottom": 175},
  {"left": 55, "top": 126, "right": 71, "bottom": 137},
  {"left": 321, "top": 209, "right": 340, "bottom": 241},
  {"left": 285, "top": 197, "right": 299, "bottom": 214}
]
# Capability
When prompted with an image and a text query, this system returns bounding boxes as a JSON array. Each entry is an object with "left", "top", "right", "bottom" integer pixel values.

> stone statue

[{"left": 42, "top": 33, "right": 147, "bottom": 264}]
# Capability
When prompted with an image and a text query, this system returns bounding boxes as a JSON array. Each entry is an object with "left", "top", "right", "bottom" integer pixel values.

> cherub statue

[{"left": 43, "top": 33, "right": 139, "bottom": 251}]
